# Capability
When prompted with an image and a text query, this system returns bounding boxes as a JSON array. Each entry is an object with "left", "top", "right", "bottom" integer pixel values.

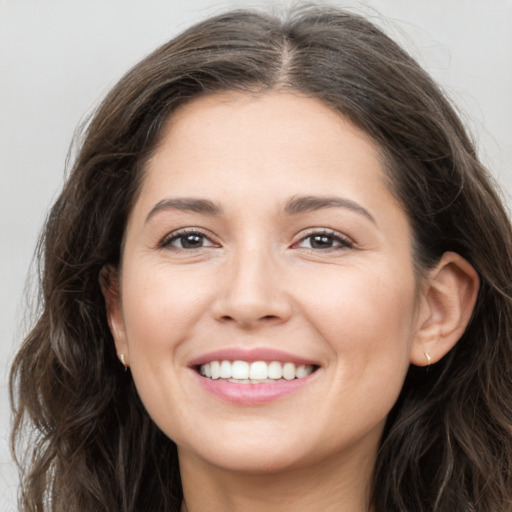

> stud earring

[
  {"left": 424, "top": 351, "right": 431, "bottom": 372},
  {"left": 120, "top": 353, "right": 129, "bottom": 372}
]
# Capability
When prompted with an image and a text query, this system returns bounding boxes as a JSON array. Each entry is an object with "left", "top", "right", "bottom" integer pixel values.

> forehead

[{"left": 142, "top": 92, "right": 388, "bottom": 197}]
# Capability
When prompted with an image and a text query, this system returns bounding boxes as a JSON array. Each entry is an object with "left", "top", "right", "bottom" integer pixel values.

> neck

[{"left": 179, "top": 446, "right": 376, "bottom": 512}]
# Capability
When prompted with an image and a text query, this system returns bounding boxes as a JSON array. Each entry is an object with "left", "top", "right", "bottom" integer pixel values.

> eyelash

[
  {"left": 293, "top": 229, "right": 354, "bottom": 251},
  {"left": 158, "top": 228, "right": 354, "bottom": 251},
  {"left": 159, "top": 228, "right": 217, "bottom": 250}
]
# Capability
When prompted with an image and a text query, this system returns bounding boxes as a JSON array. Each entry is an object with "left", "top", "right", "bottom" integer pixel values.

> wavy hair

[{"left": 10, "top": 5, "right": 512, "bottom": 511}]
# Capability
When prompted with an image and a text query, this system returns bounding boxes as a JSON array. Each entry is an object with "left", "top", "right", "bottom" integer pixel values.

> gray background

[{"left": 1, "top": 0, "right": 511, "bottom": 508}]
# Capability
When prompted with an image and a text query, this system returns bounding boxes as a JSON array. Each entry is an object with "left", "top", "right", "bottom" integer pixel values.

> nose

[{"left": 212, "top": 246, "right": 293, "bottom": 329}]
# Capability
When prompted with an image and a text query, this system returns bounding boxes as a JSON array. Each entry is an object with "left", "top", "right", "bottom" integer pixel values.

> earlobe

[
  {"left": 410, "top": 252, "right": 479, "bottom": 366},
  {"left": 99, "top": 265, "right": 128, "bottom": 362}
]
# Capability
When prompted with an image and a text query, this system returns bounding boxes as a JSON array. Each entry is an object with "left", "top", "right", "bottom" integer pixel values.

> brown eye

[
  {"left": 161, "top": 230, "right": 216, "bottom": 250},
  {"left": 309, "top": 235, "right": 336, "bottom": 249},
  {"left": 296, "top": 231, "right": 353, "bottom": 250}
]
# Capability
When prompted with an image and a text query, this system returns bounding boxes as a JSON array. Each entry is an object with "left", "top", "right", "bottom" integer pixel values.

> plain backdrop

[{"left": 1, "top": 0, "right": 511, "bottom": 509}]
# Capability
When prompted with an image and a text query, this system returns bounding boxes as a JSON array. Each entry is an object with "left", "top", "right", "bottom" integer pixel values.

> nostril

[{"left": 217, "top": 313, "right": 280, "bottom": 326}]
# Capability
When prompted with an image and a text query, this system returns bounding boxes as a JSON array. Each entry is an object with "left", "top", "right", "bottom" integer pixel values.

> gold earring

[
  {"left": 120, "top": 353, "right": 128, "bottom": 372},
  {"left": 424, "top": 351, "right": 431, "bottom": 371}
]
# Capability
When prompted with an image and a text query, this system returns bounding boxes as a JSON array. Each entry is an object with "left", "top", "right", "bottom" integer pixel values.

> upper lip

[{"left": 188, "top": 348, "right": 320, "bottom": 368}]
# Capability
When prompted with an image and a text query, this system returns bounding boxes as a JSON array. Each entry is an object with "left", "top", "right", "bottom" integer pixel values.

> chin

[
  {"left": 192, "top": 443, "right": 315, "bottom": 475},
  {"left": 174, "top": 419, "right": 335, "bottom": 475}
]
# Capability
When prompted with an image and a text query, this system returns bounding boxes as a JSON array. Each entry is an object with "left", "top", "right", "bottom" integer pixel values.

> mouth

[
  {"left": 196, "top": 360, "right": 318, "bottom": 383},
  {"left": 189, "top": 348, "right": 321, "bottom": 404}
]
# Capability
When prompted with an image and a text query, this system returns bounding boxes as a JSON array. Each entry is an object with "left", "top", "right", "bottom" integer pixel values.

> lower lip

[{"left": 192, "top": 370, "right": 318, "bottom": 405}]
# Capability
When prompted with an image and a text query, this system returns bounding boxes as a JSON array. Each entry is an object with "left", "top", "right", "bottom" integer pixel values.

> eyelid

[
  {"left": 292, "top": 228, "right": 355, "bottom": 250},
  {"left": 156, "top": 226, "right": 354, "bottom": 251},
  {"left": 158, "top": 227, "right": 219, "bottom": 250}
]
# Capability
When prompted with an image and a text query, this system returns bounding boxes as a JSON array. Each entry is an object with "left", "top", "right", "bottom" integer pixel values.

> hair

[{"left": 10, "top": 5, "right": 512, "bottom": 512}]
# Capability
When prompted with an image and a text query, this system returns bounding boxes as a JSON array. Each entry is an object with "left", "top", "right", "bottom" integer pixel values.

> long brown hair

[{"left": 11, "top": 6, "right": 512, "bottom": 511}]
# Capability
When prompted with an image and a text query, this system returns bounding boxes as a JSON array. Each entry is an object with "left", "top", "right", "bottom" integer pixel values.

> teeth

[
  {"left": 211, "top": 361, "right": 220, "bottom": 380},
  {"left": 296, "top": 365, "right": 308, "bottom": 379},
  {"left": 268, "top": 361, "right": 282, "bottom": 379},
  {"left": 249, "top": 361, "right": 268, "bottom": 380},
  {"left": 232, "top": 360, "right": 249, "bottom": 379},
  {"left": 198, "top": 360, "right": 315, "bottom": 382},
  {"left": 282, "top": 362, "right": 295, "bottom": 381},
  {"left": 219, "top": 360, "right": 232, "bottom": 379}
]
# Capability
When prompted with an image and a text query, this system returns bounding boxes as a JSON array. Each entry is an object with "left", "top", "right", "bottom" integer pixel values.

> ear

[
  {"left": 99, "top": 265, "right": 129, "bottom": 367},
  {"left": 410, "top": 252, "right": 479, "bottom": 366}
]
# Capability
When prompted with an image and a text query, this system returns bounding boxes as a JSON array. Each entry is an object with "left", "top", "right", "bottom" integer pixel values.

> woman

[{"left": 10, "top": 5, "right": 512, "bottom": 512}]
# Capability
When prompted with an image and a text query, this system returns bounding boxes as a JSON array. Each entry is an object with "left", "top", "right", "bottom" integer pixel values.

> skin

[{"left": 103, "top": 91, "right": 478, "bottom": 512}]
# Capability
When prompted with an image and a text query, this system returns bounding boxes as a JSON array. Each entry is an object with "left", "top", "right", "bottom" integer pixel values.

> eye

[
  {"left": 160, "top": 229, "right": 217, "bottom": 250},
  {"left": 295, "top": 230, "right": 353, "bottom": 250}
]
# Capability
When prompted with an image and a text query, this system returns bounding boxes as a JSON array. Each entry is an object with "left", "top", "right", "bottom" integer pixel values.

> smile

[
  {"left": 199, "top": 360, "right": 316, "bottom": 383},
  {"left": 190, "top": 349, "right": 321, "bottom": 404}
]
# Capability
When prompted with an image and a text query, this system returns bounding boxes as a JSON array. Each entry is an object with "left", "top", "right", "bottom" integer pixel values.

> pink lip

[
  {"left": 191, "top": 369, "right": 318, "bottom": 406},
  {"left": 188, "top": 348, "right": 319, "bottom": 367}
]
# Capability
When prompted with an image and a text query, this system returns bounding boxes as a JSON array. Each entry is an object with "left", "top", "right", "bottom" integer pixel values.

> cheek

[
  {"left": 303, "top": 269, "right": 416, "bottom": 429},
  {"left": 118, "top": 264, "right": 213, "bottom": 423},
  {"left": 121, "top": 263, "right": 214, "bottom": 358},
  {"left": 296, "top": 263, "right": 417, "bottom": 395},
  {"left": 298, "top": 263, "right": 417, "bottom": 344}
]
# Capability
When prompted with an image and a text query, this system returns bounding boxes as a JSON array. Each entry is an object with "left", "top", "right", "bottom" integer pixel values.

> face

[{"left": 106, "top": 91, "right": 425, "bottom": 475}]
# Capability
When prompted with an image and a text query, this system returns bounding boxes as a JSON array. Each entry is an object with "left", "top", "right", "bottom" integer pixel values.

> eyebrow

[
  {"left": 284, "top": 195, "right": 376, "bottom": 223},
  {"left": 145, "top": 195, "right": 375, "bottom": 224},
  {"left": 146, "top": 198, "right": 223, "bottom": 223}
]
